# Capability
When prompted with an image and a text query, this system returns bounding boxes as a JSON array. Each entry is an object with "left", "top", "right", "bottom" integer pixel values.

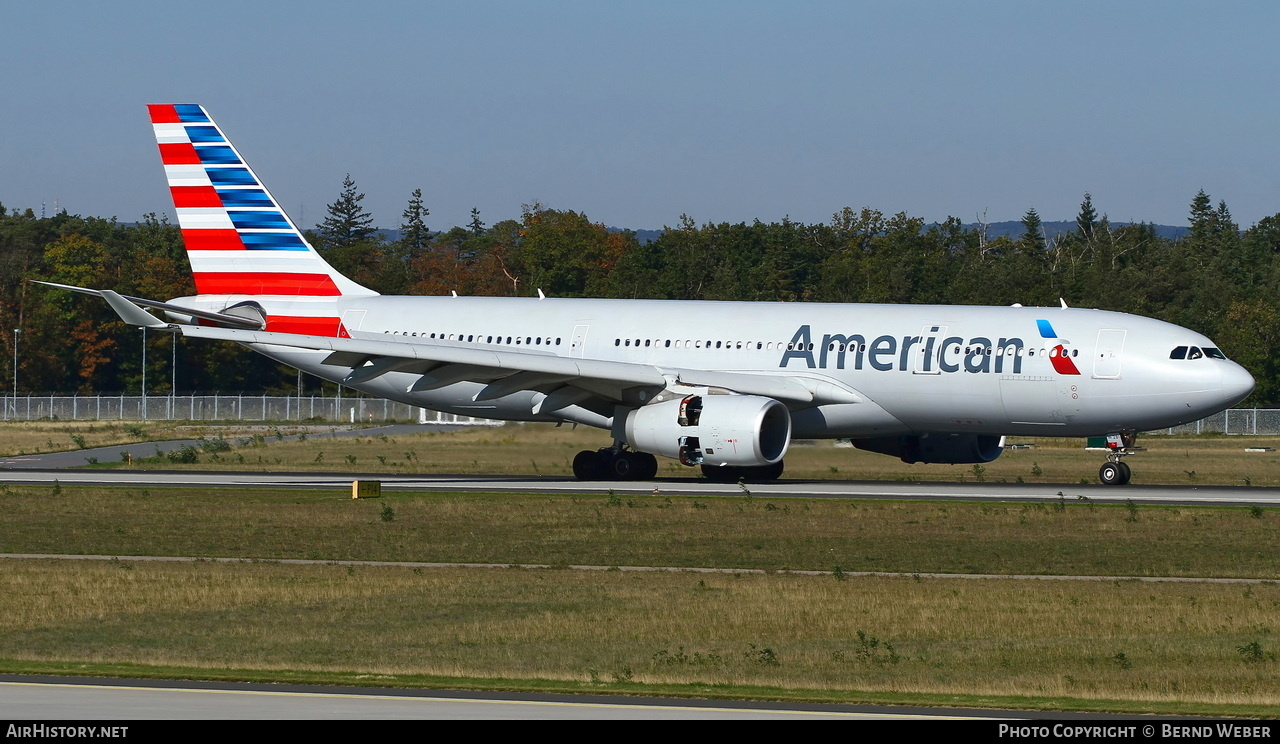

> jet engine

[
  {"left": 852, "top": 433, "right": 1004, "bottom": 464},
  {"left": 624, "top": 394, "right": 791, "bottom": 467}
]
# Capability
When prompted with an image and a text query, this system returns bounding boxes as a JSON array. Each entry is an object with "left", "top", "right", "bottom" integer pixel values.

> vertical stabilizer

[{"left": 148, "top": 104, "right": 377, "bottom": 297}]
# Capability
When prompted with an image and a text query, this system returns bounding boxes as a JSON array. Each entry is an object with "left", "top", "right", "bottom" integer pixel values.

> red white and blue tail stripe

[{"left": 148, "top": 104, "right": 375, "bottom": 298}]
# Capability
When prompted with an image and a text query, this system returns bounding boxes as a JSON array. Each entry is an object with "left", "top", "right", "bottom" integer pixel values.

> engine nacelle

[
  {"left": 853, "top": 433, "right": 1005, "bottom": 464},
  {"left": 624, "top": 394, "right": 791, "bottom": 467}
]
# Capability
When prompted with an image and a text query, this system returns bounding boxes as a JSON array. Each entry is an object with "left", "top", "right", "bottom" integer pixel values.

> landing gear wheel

[
  {"left": 634, "top": 452, "right": 659, "bottom": 480},
  {"left": 610, "top": 452, "right": 638, "bottom": 479},
  {"left": 700, "top": 461, "right": 784, "bottom": 483},
  {"left": 575, "top": 448, "right": 658, "bottom": 481},
  {"left": 573, "top": 450, "right": 605, "bottom": 480},
  {"left": 1099, "top": 461, "right": 1130, "bottom": 486}
]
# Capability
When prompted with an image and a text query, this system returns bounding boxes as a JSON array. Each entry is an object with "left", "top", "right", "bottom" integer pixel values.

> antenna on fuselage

[{"left": 1060, "top": 298, "right": 1069, "bottom": 309}]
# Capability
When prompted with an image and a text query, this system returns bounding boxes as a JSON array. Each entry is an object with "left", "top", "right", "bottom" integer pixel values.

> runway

[
  {"left": 1, "top": 466, "right": 1277, "bottom": 506},
  {"left": 0, "top": 675, "right": 1090, "bottom": 720}
]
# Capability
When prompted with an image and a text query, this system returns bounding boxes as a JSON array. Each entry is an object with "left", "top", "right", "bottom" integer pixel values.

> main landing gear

[
  {"left": 699, "top": 461, "right": 785, "bottom": 483},
  {"left": 1097, "top": 430, "right": 1137, "bottom": 486},
  {"left": 572, "top": 446, "right": 659, "bottom": 481}
]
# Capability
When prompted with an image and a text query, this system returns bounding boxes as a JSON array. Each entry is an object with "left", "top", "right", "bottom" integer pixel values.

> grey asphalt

[
  {"left": 1, "top": 465, "right": 1277, "bottom": 507},
  {"left": 1, "top": 675, "right": 1117, "bottom": 720}
]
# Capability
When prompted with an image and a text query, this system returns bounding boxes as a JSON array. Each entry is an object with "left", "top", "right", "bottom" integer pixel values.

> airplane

[{"left": 42, "top": 104, "right": 1256, "bottom": 485}]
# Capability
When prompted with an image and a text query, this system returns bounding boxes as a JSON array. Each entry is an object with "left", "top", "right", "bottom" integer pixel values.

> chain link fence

[
  {"left": 3, "top": 393, "right": 1278, "bottom": 434},
  {"left": 1155, "top": 408, "right": 1280, "bottom": 436},
  {"left": 0, "top": 393, "right": 500, "bottom": 426}
]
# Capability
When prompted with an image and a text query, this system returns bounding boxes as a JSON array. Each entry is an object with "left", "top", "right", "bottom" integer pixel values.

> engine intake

[{"left": 625, "top": 394, "right": 791, "bottom": 467}]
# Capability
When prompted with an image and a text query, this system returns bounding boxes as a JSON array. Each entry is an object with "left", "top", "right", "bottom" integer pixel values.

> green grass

[
  {"left": 1, "top": 560, "right": 1277, "bottom": 714},
  {"left": 0, "top": 420, "right": 360, "bottom": 458},
  {"left": 2, "top": 460, "right": 1278, "bottom": 714},
  {"left": 9, "top": 419, "right": 1280, "bottom": 486},
  {"left": 65, "top": 421, "right": 1280, "bottom": 487},
  {"left": 0, "top": 486, "right": 1276, "bottom": 578}
]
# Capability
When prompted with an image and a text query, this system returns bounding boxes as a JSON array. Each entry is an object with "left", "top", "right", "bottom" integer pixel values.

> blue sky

[{"left": 3, "top": 1, "right": 1278, "bottom": 232}]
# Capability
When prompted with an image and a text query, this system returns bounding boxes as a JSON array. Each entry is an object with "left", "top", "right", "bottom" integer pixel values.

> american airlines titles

[{"left": 779, "top": 324, "right": 1026, "bottom": 374}]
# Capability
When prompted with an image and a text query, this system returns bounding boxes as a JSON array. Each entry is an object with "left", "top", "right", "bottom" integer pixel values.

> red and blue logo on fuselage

[{"left": 1036, "top": 319, "right": 1081, "bottom": 375}]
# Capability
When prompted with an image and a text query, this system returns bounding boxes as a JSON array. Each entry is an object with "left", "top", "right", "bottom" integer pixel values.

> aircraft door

[
  {"left": 1092, "top": 329, "right": 1126, "bottom": 379},
  {"left": 912, "top": 325, "right": 945, "bottom": 374},
  {"left": 570, "top": 324, "right": 590, "bottom": 359},
  {"left": 339, "top": 309, "right": 366, "bottom": 337}
]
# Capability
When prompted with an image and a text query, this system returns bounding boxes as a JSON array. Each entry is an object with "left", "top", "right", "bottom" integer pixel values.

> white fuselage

[{"left": 174, "top": 293, "right": 1255, "bottom": 439}]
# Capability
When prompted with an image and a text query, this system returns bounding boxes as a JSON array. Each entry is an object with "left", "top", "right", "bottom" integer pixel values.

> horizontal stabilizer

[{"left": 34, "top": 281, "right": 265, "bottom": 329}]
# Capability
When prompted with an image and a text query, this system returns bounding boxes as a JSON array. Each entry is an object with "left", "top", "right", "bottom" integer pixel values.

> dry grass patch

[
  {"left": 1, "top": 559, "right": 1277, "bottom": 708},
  {"left": 84, "top": 422, "right": 1280, "bottom": 487},
  {"left": 0, "top": 420, "right": 353, "bottom": 457},
  {"left": 1, "top": 486, "right": 1276, "bottom": 578}
]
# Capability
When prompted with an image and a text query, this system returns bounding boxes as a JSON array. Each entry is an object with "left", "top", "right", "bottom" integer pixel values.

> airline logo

[
  {"left": 148, "top": 104, "right": 342, "bottom": 297},
  {"left": 779, "top": 320, "right": 1082, "bottom": 376},
  {"left": 1036, "top": 319, "right": 1081, "bottom": 375}
]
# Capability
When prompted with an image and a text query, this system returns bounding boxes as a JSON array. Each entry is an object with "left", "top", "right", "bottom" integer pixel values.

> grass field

[
  {"left": 2, "top": 421, "right": 1279, "bottom": 714},
  {"left": 23, "top": 418, "right": 1280, "bottom": 486},
  {"left": 0, "top": 482, "right": 1277, "bottom": 714},
  {"left": 0, "top": 420, "right": 344, "bottom": 458},
  {"left": 1, "top": 560, "right": 1276, "bottom": 714},
  {"left": 0, "top": 486, "right": 1275, "bottom": 578}
]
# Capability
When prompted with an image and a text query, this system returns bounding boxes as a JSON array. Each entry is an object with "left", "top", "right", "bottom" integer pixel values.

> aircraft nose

[{"left": 1221, "top": 363, "right": 1256, "bottom": 405}]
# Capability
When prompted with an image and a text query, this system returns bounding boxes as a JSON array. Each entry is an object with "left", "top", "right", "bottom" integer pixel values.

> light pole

[
  {"left": 141, "top": 326, "right": 147, "bottom": 420},
  {"left": 11, "top": 328, "right": 19, "bottom": 419}
]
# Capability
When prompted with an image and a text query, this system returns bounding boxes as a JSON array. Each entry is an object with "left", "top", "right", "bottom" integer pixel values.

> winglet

[{"left": 100, "top": 290, "right": 170, "bottom": 328}]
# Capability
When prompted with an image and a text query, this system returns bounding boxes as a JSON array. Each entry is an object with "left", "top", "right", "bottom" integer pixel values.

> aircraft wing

[
  {"left": 177, "top": 324, "right": 844, "bottom": 405},
  {"left": 76, "top": 286, "right": 860, "bottom": 410}
]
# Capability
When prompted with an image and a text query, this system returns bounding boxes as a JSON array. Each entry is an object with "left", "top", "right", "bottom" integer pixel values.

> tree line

[{"left": 2, "top": 181, "right": 1279, "bottom": 404}]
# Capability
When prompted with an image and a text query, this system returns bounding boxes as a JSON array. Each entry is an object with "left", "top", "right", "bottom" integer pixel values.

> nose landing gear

[
  {"left": 1099, "top": 458, "right": 1132, "bottom": 486},
  {"left": 1098, "top": 431, "right": 1137, "bottom": 485}
]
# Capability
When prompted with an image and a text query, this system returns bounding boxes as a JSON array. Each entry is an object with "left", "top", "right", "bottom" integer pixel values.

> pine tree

[
  {"left": 1076, "top": 193, "right": 1098, "bottom": 242},
  {"left": 1020, "top": 207, "right": 1046, "bottom": 250},
  {"left": 318, "top": 174, "right": 375, "bottom": 249},
  {"left": 469, "top": 207, "right": 486, "bottom": 236},
  {"left": 399, "top": 188, "right": 430, "bottom": 252}
]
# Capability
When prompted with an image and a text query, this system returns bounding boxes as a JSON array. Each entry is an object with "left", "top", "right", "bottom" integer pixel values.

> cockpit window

[
  {"left": 1203, "top": 347, "right": 1226, "bottom": 359},
  {"left": 1170, "top": 346, "right": 1187, "bottom": 360},
  {"left": 1188, "top": 347, "right": 1203, "bottom": 360}
]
